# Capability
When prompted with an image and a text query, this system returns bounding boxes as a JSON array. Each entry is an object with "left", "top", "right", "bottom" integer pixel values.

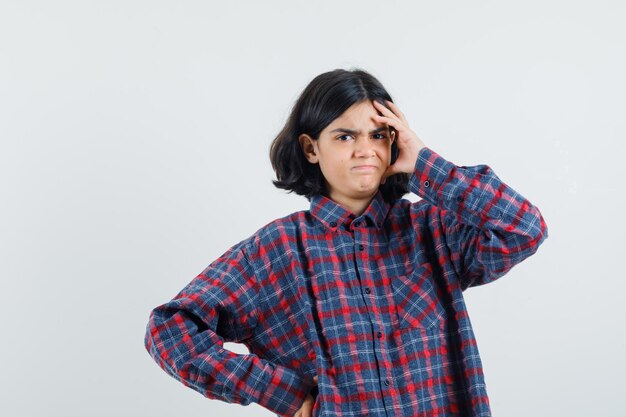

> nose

[{"left": 353, "top": 137, "right": 376, "bottom": 158}]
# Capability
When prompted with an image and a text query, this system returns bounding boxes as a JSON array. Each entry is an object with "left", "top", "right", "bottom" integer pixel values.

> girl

[{"left": 144, "top": 68, "right": 548, "bottom": 417}]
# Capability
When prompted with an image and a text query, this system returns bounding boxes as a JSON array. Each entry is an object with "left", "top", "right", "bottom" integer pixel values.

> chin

[{"left": 354, "top": 185, "right": 379, "bottom": 196}]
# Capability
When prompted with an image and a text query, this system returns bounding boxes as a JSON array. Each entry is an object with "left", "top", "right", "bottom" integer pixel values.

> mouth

[{"left": 352, "top": 165, "right": 378, "bottom": 172}]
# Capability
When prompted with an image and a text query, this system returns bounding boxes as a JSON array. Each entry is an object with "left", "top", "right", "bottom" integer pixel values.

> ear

[
  {"left": 389, "top": 128, "right": 396, "bottom": 144},
  {"left": 298, "top": 134, "right": 319, "bottom": 164}
]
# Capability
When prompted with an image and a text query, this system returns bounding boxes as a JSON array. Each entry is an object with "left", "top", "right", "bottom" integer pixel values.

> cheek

[
  {"left": 318, "top": 157, "right": 340, "bottom": 176},
  {"left": 321, "top": 153, "right": 344, "bottom": 168},
  {"left": 377, "top": 143, "right": 392, "bottom": 162}
]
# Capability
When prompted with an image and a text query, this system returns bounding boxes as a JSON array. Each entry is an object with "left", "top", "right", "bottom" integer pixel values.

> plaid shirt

[{"left": 144, "top": 146, "right": 548, "bottom": 417}]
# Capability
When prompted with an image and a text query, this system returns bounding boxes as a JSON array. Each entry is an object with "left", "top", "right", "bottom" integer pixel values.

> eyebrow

[{"left": 329, "top": 126, "right": 389, "bottom": 135}]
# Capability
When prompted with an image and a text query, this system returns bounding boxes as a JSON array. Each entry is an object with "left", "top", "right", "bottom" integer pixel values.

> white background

[{"left": 1, "top": 1, "right": 624, "bottom": 416}]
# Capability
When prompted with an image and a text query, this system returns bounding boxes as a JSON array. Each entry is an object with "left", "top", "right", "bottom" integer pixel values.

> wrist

[{"left": 407, "top": 145, "right": 425, "bottom": 174}]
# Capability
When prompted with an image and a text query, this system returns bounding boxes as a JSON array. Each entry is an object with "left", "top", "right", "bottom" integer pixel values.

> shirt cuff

[
  {"left": 408, "top": 146, "right": 456, "bottom": 206},
  {"left": 254, "top": 361, "right": 313, "bottom": 417},
  {"left": 407, "top": 145, "right": 522, "bottom": 230}
]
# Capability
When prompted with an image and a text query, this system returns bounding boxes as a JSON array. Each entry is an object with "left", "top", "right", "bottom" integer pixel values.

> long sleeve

[
  {"left": 408, "top": 146, "right": 549, "bottom": 290},
  {"left": 144, "top": 240, "right": 314, "bottom": 416}
]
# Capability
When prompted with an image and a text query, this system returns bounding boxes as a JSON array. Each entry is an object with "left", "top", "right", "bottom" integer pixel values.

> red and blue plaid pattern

[{"left": 144, "top": 147, "right": 548, "bottom": 417}]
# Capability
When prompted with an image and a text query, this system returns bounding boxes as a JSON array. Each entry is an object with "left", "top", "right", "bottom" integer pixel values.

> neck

[{"left": 329, "top": 192, "right": 376, "bottom": 217}]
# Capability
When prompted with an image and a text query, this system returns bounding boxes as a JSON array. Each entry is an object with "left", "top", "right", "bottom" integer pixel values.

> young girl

[{"left": 144, "top": 68, "right": 548, "bottom": 417}]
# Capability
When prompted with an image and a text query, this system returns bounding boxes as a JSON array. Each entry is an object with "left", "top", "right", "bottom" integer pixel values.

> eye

[
  {"left": 372, "top": 133, "right": 388, "bottom": 140},
  {"left": 337, "top": 134, "right": 353, "bottom": 141}
]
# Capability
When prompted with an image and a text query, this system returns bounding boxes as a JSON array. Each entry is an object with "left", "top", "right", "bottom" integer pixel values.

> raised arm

[
  {"left": 409, "top": 146, "right": 548, "bottom": 289},
  {"left": 144, "top": 240, "right": 314, "bottom": 416},
  {"left": 373, "top": 99, "right": 548, "bottom": 290}
]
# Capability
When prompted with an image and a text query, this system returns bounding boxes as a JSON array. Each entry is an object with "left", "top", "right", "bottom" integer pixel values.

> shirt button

[
  {"left": 384, "top": 379, "right": 390, "bottom": 386},
  {"left": 377, "top": 331, "right": 382, "bottom": 338},
  {"left": 358, "top": 244, "right": 365, "bottom": 251},
  {"left": 424, "top": 179, "right": 430, "bottom": 188},
  {"left": 364, "top": 287, "right": 371, "bottom": 294}
]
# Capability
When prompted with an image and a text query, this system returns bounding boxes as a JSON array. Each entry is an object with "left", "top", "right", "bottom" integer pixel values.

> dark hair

[{"left": 269, "top": 68, "right": 409, "bottom": 203}]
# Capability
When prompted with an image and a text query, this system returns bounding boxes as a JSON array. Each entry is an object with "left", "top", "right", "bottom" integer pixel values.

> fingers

[
  {"left": 373, "top": 99, "right": 409, "bottom": 126},
  {"left": 293, "top": 376, "right": 317, "bottom": 417},
  {"left": 372, "top": 99, "right": 396, "bottom": 121},
  {"left": 372, "top": 112, "right": 401, "bottom": 132},
  {"left": 293, "top": 394, "right": 314, "bottom": 417},
  {"left": 372, "top": 103, "right": 405, "bottom": 136},
  {"left": 384, "top": 100, "right": 409, "bottom": 125}
]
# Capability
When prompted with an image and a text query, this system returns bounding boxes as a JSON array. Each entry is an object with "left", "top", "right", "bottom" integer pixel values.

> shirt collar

[{"left": 309, "top": 189, "right": 390, "bottom": 231}]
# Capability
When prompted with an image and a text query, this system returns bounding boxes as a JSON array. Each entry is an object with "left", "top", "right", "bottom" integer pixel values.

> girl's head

[{"left": 270, "top": 68, "right": 409, "bottom": 205}]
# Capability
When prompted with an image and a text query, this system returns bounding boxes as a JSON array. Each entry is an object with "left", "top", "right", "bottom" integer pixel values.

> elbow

[
  {"left": 509, "top": 208, "right": 549, "bottom": 268},
  {"left": 539, "top": 212, "right": 549, "bottom": 243},
  {"left": 144, "top": 316, "right": 159, "bottom": 361},
  {"left": 143, "top": 304, "right": 218, "bottom": 380},
  {"left": 529, "top": 207, "right": 549, "bottom": 251},
  {"left": 143, "top": 308, "right": 179, "bottom": 375},
  {"left": 144, "top": 309, "right": 157, "bottom": 354},
  {"left": 144, "top": 311, "right": 165, "bottom": 369},
  {"left": 514, "top": 203, "right": 549, "bottom": 254}
]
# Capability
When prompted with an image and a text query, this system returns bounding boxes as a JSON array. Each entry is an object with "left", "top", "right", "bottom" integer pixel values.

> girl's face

[{"left": 299, "top": 100, "right": 395, "bottom": 211}]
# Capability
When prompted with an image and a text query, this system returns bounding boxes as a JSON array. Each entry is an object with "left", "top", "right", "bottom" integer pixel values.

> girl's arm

[
  {"left": 409, "top": 146, "right": 549, "bottom": 289},
  {"left": 373, "top": 99, "right": 548, "bottom": 289},
  {"left": 144, "top": 240, "right": 314, "bottom": 417}
]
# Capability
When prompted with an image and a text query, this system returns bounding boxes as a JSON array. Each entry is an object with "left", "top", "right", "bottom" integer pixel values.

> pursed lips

[{"left": 352, "top": 165, "right": 378, "bottom": 171}]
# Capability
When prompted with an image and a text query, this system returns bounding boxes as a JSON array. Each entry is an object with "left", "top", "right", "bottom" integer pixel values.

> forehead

[{"left": 326, "top": 100, "right": 386, "bottom": 130}]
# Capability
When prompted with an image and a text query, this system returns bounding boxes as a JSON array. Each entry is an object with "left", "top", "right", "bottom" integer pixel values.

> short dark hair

[{"left": 269, "top": 68, "right": 409, "bottom": 203}]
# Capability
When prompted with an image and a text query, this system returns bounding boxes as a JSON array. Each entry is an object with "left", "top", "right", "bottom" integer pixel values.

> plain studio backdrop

[{"left": 1, "top": 1, "right": 624, "bottom": 416}]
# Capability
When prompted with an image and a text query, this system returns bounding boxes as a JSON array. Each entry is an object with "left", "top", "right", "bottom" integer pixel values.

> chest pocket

[{"left": 390, "top": 262, "right": 447, "bottom": 330}]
